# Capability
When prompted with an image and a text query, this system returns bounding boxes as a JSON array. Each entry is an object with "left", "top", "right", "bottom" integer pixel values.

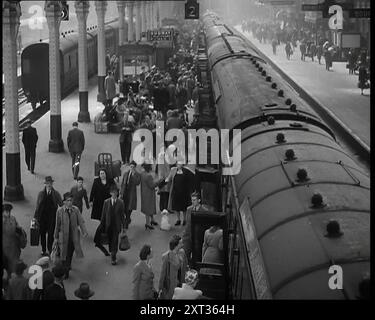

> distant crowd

[{"left": 242, "top": 18, "right": 370, "bottom": 94}]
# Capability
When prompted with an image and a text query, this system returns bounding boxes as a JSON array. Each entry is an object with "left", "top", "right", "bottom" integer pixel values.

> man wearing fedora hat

[
  {"left": 74, "top": 282, "right": 95, "bottom": 300},
  {"left": 34, "top": 176, "right": 63, "bottom": 257},
  {"left": 44, "top": 263, "right": 67, "bottom": 300},
  {"left": 99, "top": 184, "right": 125, "bottom": 265},
  {"left": 54, "top": 192, "right": 88, "bottom": 278},
  {"left": 22, "top": 119, "right": 38, "bottom": 174},
  {"left": 120, "top": 161, "right": 140, "bottom": 228}
]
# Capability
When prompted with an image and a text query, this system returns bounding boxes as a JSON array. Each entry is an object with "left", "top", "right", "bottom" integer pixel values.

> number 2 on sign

[{"left": 188, "top": 6, "right": 196, "bottom": 17}]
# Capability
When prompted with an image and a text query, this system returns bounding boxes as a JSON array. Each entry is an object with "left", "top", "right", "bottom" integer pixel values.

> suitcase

[{"left": 30, "top": 219, "right": 40, "bottom": 246}]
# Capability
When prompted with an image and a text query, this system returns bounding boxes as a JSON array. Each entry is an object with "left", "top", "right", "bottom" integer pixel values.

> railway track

[
  {"left": 236, "top": 31, "right": 371, "bottom": 171},
  {"left": 2, "top": 99, "right": 49, "bottom": 147},
  {"left": 2, "top": 88, "right": 27, "bottom": 111}
]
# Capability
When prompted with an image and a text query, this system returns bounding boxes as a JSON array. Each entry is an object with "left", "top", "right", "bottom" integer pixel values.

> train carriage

[
  {"left": 197, "top": 12, "right": 370, "bottom": 300},
  {"left": 21, "top": 20, "right": 119, "bottom": 108}
]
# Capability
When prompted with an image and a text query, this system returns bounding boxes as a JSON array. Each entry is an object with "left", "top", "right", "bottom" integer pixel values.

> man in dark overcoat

[
  {"left": 119, "top": 112, "right": 135, "bottom": 165},
  {"left": 100, "top": 184, "right": 126, "bottom": 265},
  {"left": 67, "top": 122, "right": 85, "bottom": 179},
  {"left": 22, "top": 119, "right": 38, "bottom": 174},
  {"left": 182, "top": 192, "right": 208, "bottom": 265},
  {"left": 34, "top": 176, "right": 63, "bottom": 256},
  {"left": 120, "top": 161, "right": 141, "bottom": 228}
]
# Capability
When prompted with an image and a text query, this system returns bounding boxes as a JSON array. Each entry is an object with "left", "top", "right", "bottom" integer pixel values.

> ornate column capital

[
  {"left": 2, "top": 1, "right": 22, "bottom": 22},
  {"left": 74, "top": 0, "right": 90, "bottom": 17},
  {"left": 3, "top": 1, "right": 21, "bottom": 37},
  {"left": 117, "top": 0, "right": 126, "bottom": 12},
  {"left": 95, "top": 1, "right": 107, "bottom": 14},
  {"left": 45, "top": 1, "right": 62, "bottom": 29}
]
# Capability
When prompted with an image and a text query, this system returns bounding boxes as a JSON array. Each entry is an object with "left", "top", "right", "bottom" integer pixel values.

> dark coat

[
  {"left": 182, "top": 204, "right": 209, "bottom": 259},
  {"left": 6, "top": 275, "right": 32, "bottom": 300},
  {"left": 89, "top": 177, "right": 114, "bottom": 220},
  {"left": 166, "top": 167, "right": 195, "bottom": 212},
  {"left": 22, "top": 126, "right": 38, "bottom": 150},
  {"left": 176, "top": 86, "right": 188, "bottom": 109},
  {"left": 119, "top": 120, "right": 135, "bottom": 144},
  {"left": 120, "top": 170, "right": 141, "bottom": 211},
  {"left": 167, "top": 83, "right": 177, "bottom": 107},
  {"left": 34, "top": 188, "right": 63, "bottom": 227},
  {"left": 44, "top": 282, "right": 67, "bottom": 300},
  {"left": 67, "top": 128, "right": 85, "bottom": 154},
  {"left": 100, "top": 198, "right": 125, "bottom": 234},
  {"left": 70, "top": 186, "right": 89, "bottom": 213},
  {"left": 166, "top": 116, "right": 183, "bottom": 130}
]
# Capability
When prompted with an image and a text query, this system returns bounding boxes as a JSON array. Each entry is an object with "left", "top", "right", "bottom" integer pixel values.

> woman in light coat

[
  {"left": 140, "top": 164, "right": 160, "bottom": 230},
  {"left": 133, "top": 245, "right": 157, "bottom": 300}
]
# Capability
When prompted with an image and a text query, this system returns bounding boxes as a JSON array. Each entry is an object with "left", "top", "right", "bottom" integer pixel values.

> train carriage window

[{"left": 23, "top": 59, "right": 31, "bottom": 74}]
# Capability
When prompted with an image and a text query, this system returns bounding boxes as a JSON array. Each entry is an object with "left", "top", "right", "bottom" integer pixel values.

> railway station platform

[
  {"left": 2, "top": 77, "right": 178, "bottom": 300},
  {"left": 235, "top": 26, "right": 371, "bottom": 151}
]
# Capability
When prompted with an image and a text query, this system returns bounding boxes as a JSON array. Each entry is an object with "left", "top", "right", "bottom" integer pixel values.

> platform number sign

[
  {"left": 61, "top": 1, "right": 69, "bottom": 21},
  {"left": 185, "top": 0, "right": 199, "bottom": 20}
]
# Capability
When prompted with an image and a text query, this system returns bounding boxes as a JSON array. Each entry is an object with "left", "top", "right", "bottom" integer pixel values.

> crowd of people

[
  {"left": 2, "top": 20, "right": 225, "bottom": 300},
  {"left": 241, "top": 18, "right": 370, "bottom": 94}
]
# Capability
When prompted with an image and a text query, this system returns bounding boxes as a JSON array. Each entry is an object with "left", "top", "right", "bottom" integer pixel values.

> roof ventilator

[
  {"left": 276, "top": 133, "right": 286, "bottom": 143},
  {"left": 285, "top": 98, "right": 292, "bottom": 105},
  {"left": 278, "top": 90, "right": 284, "bottom": 97},
  {"left": 262, "top": 70, "right": 267, "bottom": 76},
  {"left": 285, "top": 149, "right": 297, "bottom": 161},
  {"left": 290, "top": 104, "right": 297, "bottom": 112},
  {"left": 266, "top": 76, "right": 272, "bottom": 82},
  {"left": 325, "top": 219, "right": 343, "bottom": 238},
  {"left": 271, "top": 82, "right": 277, "bottom": 89},
  {"left": 296, "top": 168, "right": 309, "bottom": 182},
  {"left": 311, "top": 192, "right": 326, "bottom": 209}
]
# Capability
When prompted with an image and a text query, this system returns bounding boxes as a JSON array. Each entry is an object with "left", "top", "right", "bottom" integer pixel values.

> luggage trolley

[{"left": 94, "top": 153, "right": 122, "bottom": 179}]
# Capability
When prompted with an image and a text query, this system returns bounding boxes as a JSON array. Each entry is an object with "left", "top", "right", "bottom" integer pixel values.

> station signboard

[{"left": 147, "top": 29, "right": 174, "bottom": 42}]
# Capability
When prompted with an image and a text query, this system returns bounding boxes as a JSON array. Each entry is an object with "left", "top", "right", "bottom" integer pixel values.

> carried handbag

[
  {"left": 15, "top": 226, "right": 27, "bottom": 249},
  {"left": 50, "top": 240, "right": 61, "bottom": 265},
  {"left": 30, "top": 219, "right": 40, "bottom": 247},
  {"left": 100, "top": 232, "right": 109, "bottom": 245},
  {"left": 119, "top": 229, "right": 130, "bottom": 251}
]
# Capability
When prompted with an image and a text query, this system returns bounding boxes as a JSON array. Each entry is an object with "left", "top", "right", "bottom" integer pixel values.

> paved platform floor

[
  {"left": 235, "top": 26, "right": 370, "bottom": 149},
  {"left": 2, "top": 77, "right": 182, "bottom": 300}
]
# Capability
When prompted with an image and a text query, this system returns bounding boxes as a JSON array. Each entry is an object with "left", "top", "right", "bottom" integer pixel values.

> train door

[{"left": 190, "top": 210, "right": 229, "bottom": 299}]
